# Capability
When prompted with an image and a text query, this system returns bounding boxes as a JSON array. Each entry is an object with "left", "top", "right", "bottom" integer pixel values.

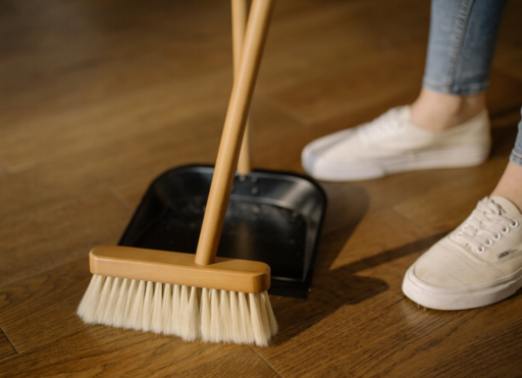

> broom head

[{"left": 77, "top": 246, "right": 278, "bottom": 346}]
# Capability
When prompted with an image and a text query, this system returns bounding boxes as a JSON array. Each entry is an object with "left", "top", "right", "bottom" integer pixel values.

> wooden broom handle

[
  {"left": 195, "top": 0, "right": 274, "bottom": 265},
  {"left": 233, "top": 0, "right": 252, "bottom": 175}
]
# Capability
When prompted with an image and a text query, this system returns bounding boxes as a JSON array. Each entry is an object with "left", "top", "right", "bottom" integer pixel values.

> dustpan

[{"left": 119, "top": 0, "right": 326, "bottom": 298}]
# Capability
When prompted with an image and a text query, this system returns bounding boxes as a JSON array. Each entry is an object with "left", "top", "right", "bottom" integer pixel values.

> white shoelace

[
  {"left": 451, "top": 198, "right": 520, "bottom": 253},
  {"left": 358, "top": 108, "right": 406, "bottom": 142}
]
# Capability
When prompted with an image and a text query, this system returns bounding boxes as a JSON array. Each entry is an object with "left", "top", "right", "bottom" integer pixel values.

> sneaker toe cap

[
  {"left": 302, "top": 129, "right": 380, "bottom": 180},
  {"left": 302, "top": 129, "right": 354, "bottom": 170}
]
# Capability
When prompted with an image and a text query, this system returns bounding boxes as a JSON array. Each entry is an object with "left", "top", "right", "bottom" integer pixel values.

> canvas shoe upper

[
  {"left": 402, "top": 196, "right": 522, "bottom": 310},
  {"left": 302, "top": 106, "right": 491, "bottom": 181}
]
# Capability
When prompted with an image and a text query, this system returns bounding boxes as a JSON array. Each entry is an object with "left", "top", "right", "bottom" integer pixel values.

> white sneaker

[
  {"left": 402, "top": 196, "right": 522, "bottom": 310},
  {"left": 301, "top": 106, "right": 491, "bottom": 181}
]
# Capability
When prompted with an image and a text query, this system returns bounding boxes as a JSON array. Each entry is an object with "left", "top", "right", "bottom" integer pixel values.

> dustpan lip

[{"left": 152, "top": 162, "right": 327, "bottom": 204}]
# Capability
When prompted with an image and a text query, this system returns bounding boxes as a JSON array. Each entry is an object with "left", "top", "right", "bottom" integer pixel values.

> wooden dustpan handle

[
  {"left": 195, "top": 0, "right": 274, "bottom": 266},
  {"left": 232, "top": 0, "right": 252, "bottom": 176}
]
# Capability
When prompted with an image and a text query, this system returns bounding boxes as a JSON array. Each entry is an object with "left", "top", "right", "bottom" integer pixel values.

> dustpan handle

[
  {"left": 233, "top": 0, "right": 252, "bottom": 175},
  {"left": 194, "top": 0, "right": 274, "bottom": 266}
]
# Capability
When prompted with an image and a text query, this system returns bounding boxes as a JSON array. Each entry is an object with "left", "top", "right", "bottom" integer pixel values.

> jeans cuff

[
  {"left": 510, "top": 150, "right": 522, "bottom": 166},
  {"left": 422, "top": 79, "right": 489, "bottom": 96}
]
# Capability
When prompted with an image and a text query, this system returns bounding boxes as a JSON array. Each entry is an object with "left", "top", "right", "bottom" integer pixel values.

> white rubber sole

[
  {"left": 302, "top": 144, "right": 490, "bottom": 182},
  {"left": 402, "top": 266, "right": 522, "bottom": 310}
]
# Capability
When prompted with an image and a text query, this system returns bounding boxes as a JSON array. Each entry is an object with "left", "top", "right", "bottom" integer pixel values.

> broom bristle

[{"left": 77, "top": 274, "right": 278, "bottom": 346}]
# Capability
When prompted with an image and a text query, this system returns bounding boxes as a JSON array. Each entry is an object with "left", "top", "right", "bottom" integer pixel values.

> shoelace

[
  {"left": 451, "top": 198, "right": 520, "bottom": 254},
  {"left": 358, "top": 108, "right": 405, "bottom": 143}
]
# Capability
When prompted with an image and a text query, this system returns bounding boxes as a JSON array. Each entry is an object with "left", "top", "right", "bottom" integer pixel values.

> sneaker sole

[
  {"left": 303, "top": 144, "right": 490, "bottom": 182},
  {"left": 402, "top": 265, "right": 522, "bottom": 310}
]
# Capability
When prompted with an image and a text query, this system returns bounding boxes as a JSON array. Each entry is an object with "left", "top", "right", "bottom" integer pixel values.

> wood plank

[
  {"left": 258, "top": 0, "right": 429, "bottom": 124},
  {"left": 0, "top": 335, "right": 278, "bottom": 378},
  {"left": 0, "top": 174, "right": 130, "bottom": 287},
  {"left": 261, "top": 47, "right": 424, "bottom": 125},
  {"left": 0, "top": 258, "right": 101, "bottom": 353},
  {"left": 492, "top": 0, "right": 522, "bottom": 82},
  {"left": 0, "top": 71, "right": 231, "bottom": 172},
  {"left": 487, "top": 70, "right": 522, "bottom": 115}
]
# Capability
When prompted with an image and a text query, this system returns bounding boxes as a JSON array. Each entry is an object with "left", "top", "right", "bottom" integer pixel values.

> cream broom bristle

[{"left": 77, "top": 274, "right": 278, "bottom": 346}]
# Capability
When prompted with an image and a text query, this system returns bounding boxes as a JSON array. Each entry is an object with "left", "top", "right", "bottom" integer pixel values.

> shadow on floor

[{"left": 271, "top": 183, "right": 449, "bottom": 344}]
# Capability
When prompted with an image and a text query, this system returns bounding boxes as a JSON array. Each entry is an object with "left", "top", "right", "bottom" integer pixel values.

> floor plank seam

[
  {"left": 0, "top": 327, "right": 19, "bottom": 356},
  {"left": 256, "top": 94, "right": 313, "bottom": 128},
  {"left": 249, "top": 346, "right": 284, "bottom": 378},
  {"left": 107, "top": 185, "right": 133, "bottom": 210}
]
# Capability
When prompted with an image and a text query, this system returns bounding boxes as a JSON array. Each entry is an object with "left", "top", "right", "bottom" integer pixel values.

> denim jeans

[
  {"left": 423, "top": 0, "right": 522, "bottom": 166},
  {"left": 513, "top": 112, "right": 522, "bottom": 165}
]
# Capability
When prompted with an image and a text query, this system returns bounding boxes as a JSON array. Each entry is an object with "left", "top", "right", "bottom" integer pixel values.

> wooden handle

[
  {"left": 195, "top": 0, "right": 274, "bottom": 266},
  {"left": 232, "top": 0, "right": 252, "bottom": 175}
]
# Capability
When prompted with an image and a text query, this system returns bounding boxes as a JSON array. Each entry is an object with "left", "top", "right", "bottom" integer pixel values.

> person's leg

[
  {"left": 398, "top": 1, "right": 522, "bottom": 310},
  {"left": 411, "top": 90, "right": 485, "bottom": 131},
  {"left": 492, "top": 111, "right": 522, "bottom": 211},
  {"left": 402, "top": 0, "right": 522, "bottom": 310},
  {"left": 302, "top": 0, "right": 506, "bottom": 181},
  {"left": 403, "top": 105, "right": 522, "bottom": 310},
  {"left": 412, "top": 0, "right": 505, "bottom": 131}
]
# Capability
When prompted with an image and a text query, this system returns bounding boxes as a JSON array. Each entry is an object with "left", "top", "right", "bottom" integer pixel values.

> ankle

[
  {"left": 410, "top": 89, "right": 487, "bottom": 132},
  {"left": 492, "top": 162, "right": 522, "bottom": 213}
]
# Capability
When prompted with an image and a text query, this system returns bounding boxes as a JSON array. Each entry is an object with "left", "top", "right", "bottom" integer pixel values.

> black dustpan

[
  {"left": 119, "top": 164, "right": 326, "bottom": 298},
  {"left": 119, "top": 0, "right": 327, "bottom": 298}
]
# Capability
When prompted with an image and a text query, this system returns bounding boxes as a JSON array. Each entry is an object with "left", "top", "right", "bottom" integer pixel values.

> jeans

[
  {"left": 513, "top": 112, "right": 522, "bottom": 165},
  {"left": 423, "top": 0, "right": 522, "bottom": 166}
]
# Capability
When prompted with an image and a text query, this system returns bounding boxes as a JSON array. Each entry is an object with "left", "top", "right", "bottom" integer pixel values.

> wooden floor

[{"left": 1, "top": 1, "right": 522, "bottom": 376}]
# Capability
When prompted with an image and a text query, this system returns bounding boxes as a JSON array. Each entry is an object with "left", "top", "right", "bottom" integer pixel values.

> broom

[{"left": 77, "top": 0, "right": 278, "bottom": 346}]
